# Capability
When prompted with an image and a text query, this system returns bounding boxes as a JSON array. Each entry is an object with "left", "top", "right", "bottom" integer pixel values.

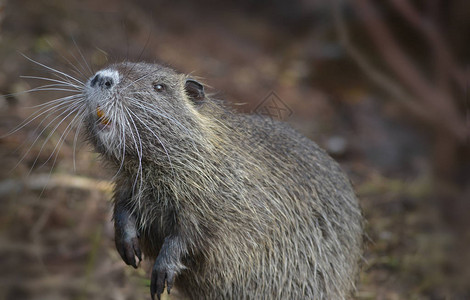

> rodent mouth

[{"left": 96, "top": 107, "right": 112, "bottom": 131}]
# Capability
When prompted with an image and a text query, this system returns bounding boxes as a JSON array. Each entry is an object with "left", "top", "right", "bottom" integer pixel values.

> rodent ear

[{"left": 185, "top": 79, "right": 205, "bottom": 103}]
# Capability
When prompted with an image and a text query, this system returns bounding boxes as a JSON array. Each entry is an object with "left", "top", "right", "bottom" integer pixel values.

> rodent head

[{"left": 83, "top": 62, "right": 210, "bottom": 167}]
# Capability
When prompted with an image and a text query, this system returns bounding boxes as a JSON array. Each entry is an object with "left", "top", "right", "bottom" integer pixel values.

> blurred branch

[
  {"left": 331, "top": 0, "right": 432, "bottom": 121},
  {"left": 0, "top": 174, "right": 113, "bottom": 197},
  {"left": 332, "top": 0, "right": 468, "bottom": 142},
  {"left": 388, "top": 0, "right": 467, "bottom": 89}
]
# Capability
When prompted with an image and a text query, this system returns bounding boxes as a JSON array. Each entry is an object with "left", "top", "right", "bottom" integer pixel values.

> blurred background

[{"left": 0, "top": 0, "right": 469, "bottom": 299}]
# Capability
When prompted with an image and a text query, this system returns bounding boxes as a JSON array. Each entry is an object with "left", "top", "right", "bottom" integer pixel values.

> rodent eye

[{"left": 153, "top": 83, "right": 165, "bottom": 92}]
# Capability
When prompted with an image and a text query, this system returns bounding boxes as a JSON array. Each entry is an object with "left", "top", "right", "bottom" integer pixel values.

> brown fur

[{"left": 82, "top": 62, "right": 363, "bottom": 299}]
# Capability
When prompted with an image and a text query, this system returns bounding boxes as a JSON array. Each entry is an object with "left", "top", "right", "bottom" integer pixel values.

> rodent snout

[
  {"left": 89, "top": 69, "right": 120, "bottom": 91},
  {"left": 90, "top": 74, "right": 114, "bottom": 89}
]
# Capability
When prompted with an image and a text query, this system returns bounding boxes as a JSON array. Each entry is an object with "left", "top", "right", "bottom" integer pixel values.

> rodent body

[{"left": 83, "top": 62, "right": 363, "bottom": 299}]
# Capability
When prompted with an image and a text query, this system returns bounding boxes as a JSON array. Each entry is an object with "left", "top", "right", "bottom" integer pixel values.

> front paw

[
  {"left": 115, "top": 224, "right": 142, "bottom": 268},
  {"left": 150, "top": 258, "right": 183, "bottom": 300}
]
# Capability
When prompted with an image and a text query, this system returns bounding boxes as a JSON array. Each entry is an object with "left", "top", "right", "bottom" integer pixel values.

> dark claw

[
  {"left": 167, "top": 270, "right": 175, "bottom": 294},
  {"left": 116, "top": 235, "right": 141, "bottom": 269},
  {"left": 150, "top": 262, "right": 177, "bottom": 300},
  {"left": 149, "top": 235, "right": 183, "bottom": 299},
  {"left": 114, "top": 205, "right": 141, "bottom": 268},
  {"left": 133, "top": 238, "right": 142, "bottom": 262},
  {"left": 124, "top": 239, "right": 136, "bottom": 268},
  {"left": 156, "top": 270, "right": 165, "bottom": 295},
  {"left": 150, "top": 267, "right": 158, "bottom": 300}
]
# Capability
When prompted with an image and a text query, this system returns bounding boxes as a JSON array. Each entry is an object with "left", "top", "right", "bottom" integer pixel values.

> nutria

[{"left": 81, "top": 62, "right": 363, "bottom": 299}]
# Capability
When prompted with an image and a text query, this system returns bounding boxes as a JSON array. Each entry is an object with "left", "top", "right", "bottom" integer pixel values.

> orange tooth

[{"left": 96, "top": 108, "right": 111, "bottom": 125}]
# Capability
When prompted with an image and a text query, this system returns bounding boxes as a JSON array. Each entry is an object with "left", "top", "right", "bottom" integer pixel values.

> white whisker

[
  {"left": 13, "top": 100, "right": 84, "bottom": 173},
  {"left": 20, "top": 53, "right": 85, "bottom": 87},
  {"left": 127, "top": 108, "right": 175, "bottom": 177},
  {"left": 72, "top": 111, "right": 86, "bottom": 172},
  {"left": 26, "top": 102, "right": 86, "bottom": 174},
  {"left": 38, "top": 105, "right": 87, "bottom": 170},
  {"left": 20, "top": 75, "right": 83, "bottom": 89},
  {"left": 3, "top": 95, "right": 82, "bottom": 138},
  {"left": 121, "top": 69, "right": 159, "bottom": 92},
  {"left": 122, "top": 106, "right": 144, "bottom": 208}
]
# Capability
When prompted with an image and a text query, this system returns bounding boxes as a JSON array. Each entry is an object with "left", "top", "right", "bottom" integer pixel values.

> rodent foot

[
  {"left": 114, "top": 213, "right": 142, "bottom": 268},
  {"left": 116, "top": 233, "right": 142, "bottom": 268},
  {"left": 150, "top": 259, "right": 180, "bottom": 300}
]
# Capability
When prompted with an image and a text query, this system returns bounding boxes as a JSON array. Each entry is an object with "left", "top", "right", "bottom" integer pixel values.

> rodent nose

[{"left": 90, "top": 74, "right": 114, "bottom": 89}]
